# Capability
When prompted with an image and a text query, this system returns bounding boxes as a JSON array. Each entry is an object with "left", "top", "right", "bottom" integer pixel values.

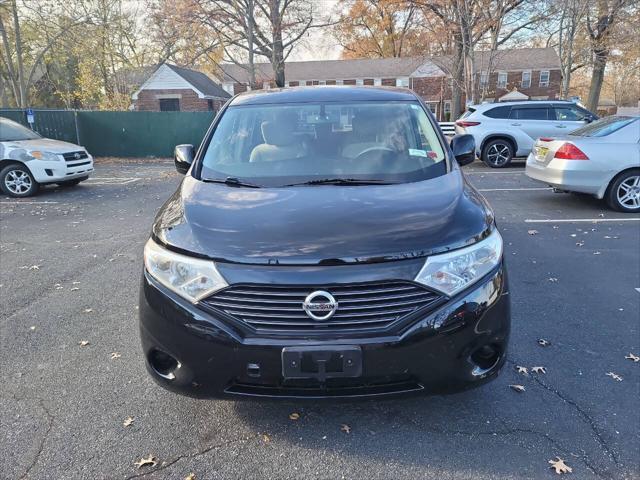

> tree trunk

[
  {"left": 450, "top": 34, "right": 465, "bottom": 119},
  {"left": 246, "top": 0, "right": 257, "bottom": 89},
  {"left": 586, "top": 47, "right": 607, "bottom": 112},
  {"left": 270, "top": 0, "right": 285, "bottom": 87},
  {"left": 11, "top": 0, "right": 26, "bottom": 107}
]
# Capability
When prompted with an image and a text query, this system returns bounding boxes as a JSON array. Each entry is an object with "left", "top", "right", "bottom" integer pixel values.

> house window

[
  {"left": 159, "top": 98, "right": 180, "bottom": 111},
  {"left": 426, "top": 102, "right": 438, "bottom": 116},
  {"left": 539, "top": 70, "right": 550, "bottom": 87},
  {"left": 497, "top": 72, "right": 507, "bottom": 89},
  {"left": 480, "top": 71, "right": 488, "bottom": 86},
  {"left": 521, "top": 70, "right": 531, "bottom": 89},
  {"left": 299, "top": 80, "right": 306, "bottom": 86},
  {"left": 336, "top": 80, "right": 343, "bottom": 85},
  {"left": 284, "top": 81, "right": 290, "bottom": 87},
  {"left": 374, "top": 78, "right": 382, "bottom": 86},
  {"left": 318, "top": 80, "right": 326, "bottom": 85},
  {"left": 396, "top": 77, "right": 409, "bottom": 87}
]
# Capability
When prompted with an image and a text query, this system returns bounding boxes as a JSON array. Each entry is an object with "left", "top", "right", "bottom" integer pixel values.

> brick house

[
  {"left": 132, "top": 64, "right": 230, "bottom": 112},
  {"left": 220, "top": 47, "right": 561, "bottom": 121}
]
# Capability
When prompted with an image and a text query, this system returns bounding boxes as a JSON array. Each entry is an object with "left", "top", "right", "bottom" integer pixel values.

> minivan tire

[
  {"left": 0, "top": 164, "right": 39, "bottom": 198},
  {"left": 482, "top": 139, "right": 514, "bottom": 168},
  {"left": 606, "top": 168, "right": 640, "bottom": 213}
]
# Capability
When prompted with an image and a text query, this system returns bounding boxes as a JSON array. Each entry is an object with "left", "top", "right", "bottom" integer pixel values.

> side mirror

[
  {"left": 450, "top": 134, "right": 476, "bottom": 166},
  {"left": 174, "top": 144, "right": 194, "bottom": 174},
  {"left": 584, "top": 114, "right": 596, "bottom": 123}
]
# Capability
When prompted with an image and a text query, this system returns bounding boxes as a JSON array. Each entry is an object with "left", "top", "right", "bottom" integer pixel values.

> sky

[{"left": 287, "top": 0, "right": 343, "bottom": 62}]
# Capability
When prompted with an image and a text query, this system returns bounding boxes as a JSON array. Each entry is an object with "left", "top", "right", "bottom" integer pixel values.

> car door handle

[
  {"left": 510, "top": 123, "right": 522, "bottom": 126},
  {"left": 555, "top": 125, "right": 567, "bottom": 128}
]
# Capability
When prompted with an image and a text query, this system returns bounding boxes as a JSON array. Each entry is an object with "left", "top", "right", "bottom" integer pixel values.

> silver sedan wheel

[
  {"left": 486, "top": 143, "right": 511, "bottom": 166},
  {"left": 4, "top": 169, "right": 33, "bottom": 195},
  {"left": 617, "top": 175, "right": 640, "bottom": 209}
]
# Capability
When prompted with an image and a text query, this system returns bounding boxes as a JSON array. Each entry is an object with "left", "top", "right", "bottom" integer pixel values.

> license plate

[
  {"left": 282, "top": 346, "right": 362, "bottom": 381},
  {"left": 535, "top": 146, "right": 549, "bottom": 161}
]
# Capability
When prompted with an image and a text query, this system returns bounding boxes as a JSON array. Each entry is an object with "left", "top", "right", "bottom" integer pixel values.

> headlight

[
  {"left": 414, "top": 229, "right": 503, "bottom": 297},
  {"left": 30, "top": 151, "right": 60, "bottom": 161},
  {"left": 143, "top": 239, "right": 228, "bottom": 303}
]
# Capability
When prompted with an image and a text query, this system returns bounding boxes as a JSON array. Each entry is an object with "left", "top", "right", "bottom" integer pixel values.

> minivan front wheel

[
  {"left": 0, "top": 164, "right": 39, "bottom": 197},
  {"left": 482, "top": 139, "right": 513, "bottom": 168},
  {"left": 607, "top": 169, "right": 640, "bottom": 213}
]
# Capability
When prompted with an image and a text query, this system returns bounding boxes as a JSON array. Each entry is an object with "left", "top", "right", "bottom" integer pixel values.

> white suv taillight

[{"left": 455, "top": 120, "right": 481, "bottom": 127}]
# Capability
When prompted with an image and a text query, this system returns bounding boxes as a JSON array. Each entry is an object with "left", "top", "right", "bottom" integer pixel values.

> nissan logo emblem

[
  {"left": 74, "top": 152, "right": 81, "bottom": 159},
  {"left": 302, "top": 290, "right": 338, "bottom": 321}
]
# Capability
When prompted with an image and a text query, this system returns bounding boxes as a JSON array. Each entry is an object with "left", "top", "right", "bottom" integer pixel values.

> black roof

[
  {"left": 166, "top": 64, "right": 231, "bottom": 99},
  {"left": 230, "top": 86, "right": 418, "bottom": 106}
]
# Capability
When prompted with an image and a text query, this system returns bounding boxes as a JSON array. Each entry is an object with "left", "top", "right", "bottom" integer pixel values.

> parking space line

[
  {"left": 465, "top": 171, "right": 526, "bottom": 175},
  {"left": 478, "top": 187, "right": 552, "bottom": 192},
  {"left": 84, "top": 177, "right": 140, "bottom": 185},
  {"left": 525, "top": 218, "right": 640, "bottom": 223},
  {"left": 0, "top": 201, "right": 59, "bottom": 205}
]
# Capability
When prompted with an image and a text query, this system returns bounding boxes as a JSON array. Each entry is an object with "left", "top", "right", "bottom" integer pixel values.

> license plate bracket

[{"left": 282, "top": 346, "right": 362, "bottom": 381}]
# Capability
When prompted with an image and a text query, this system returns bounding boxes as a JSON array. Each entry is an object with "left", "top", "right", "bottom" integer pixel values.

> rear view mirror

[
  {"left": 174, "top": 144, "right": 195, "bottom": 174},
  {"left": 450, "top": 134, "right": 476, "bottom": 166}
]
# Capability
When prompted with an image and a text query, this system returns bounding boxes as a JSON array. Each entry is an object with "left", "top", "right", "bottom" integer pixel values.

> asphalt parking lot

[{"left": 1, "top": 159, "right": 639, "bottom": 480}]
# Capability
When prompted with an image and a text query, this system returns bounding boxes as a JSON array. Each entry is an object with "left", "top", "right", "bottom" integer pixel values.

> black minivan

[{"left": 139, "top": 86, "right": 510, "bottom": 399}]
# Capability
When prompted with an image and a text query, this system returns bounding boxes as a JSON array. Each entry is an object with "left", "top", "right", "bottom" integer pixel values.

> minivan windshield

[{"left": 200, "top": 101, "right": 446, "bottom": 187}]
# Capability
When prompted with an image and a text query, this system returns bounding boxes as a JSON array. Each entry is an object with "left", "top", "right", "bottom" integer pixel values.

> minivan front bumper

[{"left": 139, "top": 264, "right": 510, "bottom": 399}]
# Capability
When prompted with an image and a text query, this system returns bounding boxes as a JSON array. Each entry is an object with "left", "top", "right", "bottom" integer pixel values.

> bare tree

[
  {"left": 585, "top": 0, "right": 630, "bottom": 111},
  {"left": 194, "top": 0, "right": 331, "bottom": 88}
]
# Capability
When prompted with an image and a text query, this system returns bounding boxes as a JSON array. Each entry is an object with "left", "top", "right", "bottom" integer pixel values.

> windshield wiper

[
  {"left": 283, "top": 178, "right": 395, "bottom": 187},
  {"left": 202, "top": 176, "right": 261, "bottom": 188}
]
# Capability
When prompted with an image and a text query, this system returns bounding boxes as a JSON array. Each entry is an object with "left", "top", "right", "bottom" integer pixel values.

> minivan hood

[{"left": 153, "top": 170, "right": 493, "bottom": 266}]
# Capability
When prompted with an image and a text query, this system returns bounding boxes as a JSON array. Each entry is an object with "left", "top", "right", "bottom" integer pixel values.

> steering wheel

[{"left": 354, "top": 146, "right": 395, "bottom": 160}]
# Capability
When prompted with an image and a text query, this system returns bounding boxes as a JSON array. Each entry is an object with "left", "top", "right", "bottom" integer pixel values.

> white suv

[{"left": 455, "top": 101, "right": 597, "bottom": 168}]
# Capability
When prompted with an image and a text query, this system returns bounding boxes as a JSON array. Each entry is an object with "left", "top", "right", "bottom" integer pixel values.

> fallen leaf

[
  {"left": 509, "top": 384, "right": 525, "bottom": 393},
  {"left": 538, "top": 338, "right": 551, "bottom": 347},
  {"left": 110, "top": 352, "right": 121, "bottom": 360},
  {"left": 29, "top": 326, "right": 36, "bottom": 331},
  {"left": 570, "top": 234, "right": 577, "bottom": 237},
  {"left": 593, "top": 251, "right": 601, "bottom": 255},
  {"left": 606, "top": 372, "right": 623, "bottom": 381},
  {"left": 29, "top": 265, "right": 40, "bottom": 270},
  {"left": 548, "top": 277, "right": 558, "bottom": 283},
  {"left": 70, "top": 287, "right": 80, "bottom": 291},
  {"left": 262, "top": 434, "right": 270, "bottom": 443},
  {"left": 341, "top": 424, "right": 351, "bottom": 434},
  {"left": 79, "top": 340, "right": 90, "bottom": 347},
  {"left": 576, "top": 241, "right": 584, "bottom": 246},
  {"left": 548, "top": 457, "right": 572, "bottom": 474},
  {"left": 288, "top": 412, "right": 300, "bottom": 420},
  {"left": 625, "top": 353, "right": 639, "bottom": 362},
  {"left": 515, "top": 365, "right": 528, "bottom": 375},
  {"left": 83, "top": 308, "right": 93, "bottom": 313},
  {"left": 123, "top": 416, "right": 134, "bottom": 427},
  {"left": 185, "top": 474, "right": 196, "bottom": 480},
  {"left": 527, "top": 230, "right": 538, "bottom": 235},
  {"left": 134, "top": 455, "right": 157, "bottom": 469},
  {"left": 532, "top": 366, "right": 547, "bottom": 374}
]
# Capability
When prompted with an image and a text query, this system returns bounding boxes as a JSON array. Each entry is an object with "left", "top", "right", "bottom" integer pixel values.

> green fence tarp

[{"left": 1, "top": 109, "right": 216, "bottom": 157}]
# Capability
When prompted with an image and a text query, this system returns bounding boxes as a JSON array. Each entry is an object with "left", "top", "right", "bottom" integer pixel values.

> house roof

[
  {"left": 221, "top": 47, "right": 560, "bottom": 84},
  {"left": 165, "top": 64, "right": 231, "bottom": 98}
]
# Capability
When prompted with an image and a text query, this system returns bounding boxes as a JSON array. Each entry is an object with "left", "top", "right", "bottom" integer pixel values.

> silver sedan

[{"left": 526, "top": 116, "right": 640, "bottom": 212}]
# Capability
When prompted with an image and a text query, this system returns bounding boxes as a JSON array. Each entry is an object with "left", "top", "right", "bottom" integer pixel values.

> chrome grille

[
  {"left": 62, "top": 151, "right": 88, "bottom": 162},
  {"left": 200, "top": 281, "right": 442, "bottom": 334}
]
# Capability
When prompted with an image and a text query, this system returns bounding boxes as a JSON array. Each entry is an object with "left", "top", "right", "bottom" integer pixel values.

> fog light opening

[
  {"left": 470, "top": 344, "right": 501, "bottom": 375},
  {"left": 148, "top": 349, "right": 180, "bottom": 380}
]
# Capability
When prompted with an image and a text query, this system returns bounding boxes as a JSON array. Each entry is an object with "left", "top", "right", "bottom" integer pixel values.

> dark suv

[{"left": 139, "top": 86, "right": 510, "bottom": 399}]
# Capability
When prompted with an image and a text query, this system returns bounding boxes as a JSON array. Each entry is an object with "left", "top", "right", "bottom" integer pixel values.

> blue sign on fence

[{"left": 26, "top": 108, "right": 34, "bottom": 125}]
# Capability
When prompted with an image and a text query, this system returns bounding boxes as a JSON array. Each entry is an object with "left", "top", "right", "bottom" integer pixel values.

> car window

[
  {"left": 200, "top": 101, "right": 447, "bottom": 187},
  {"left": 483, "top": 106, "right": 511, "bottom": 119},
  {"left": 554, "top": 106, "right": 587, "bottom": 121},
  {"left": 0, "top": 118, "right": 41, "bottom": 141},
  {"left": 570, "top": 116, "right": 638, "bottom": 137},
  {"left": 510, "top": 108, "right": 549, "bottom": 120},
  {"left": 460, "top": 107, "right": 476, "bottom": 119}
]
